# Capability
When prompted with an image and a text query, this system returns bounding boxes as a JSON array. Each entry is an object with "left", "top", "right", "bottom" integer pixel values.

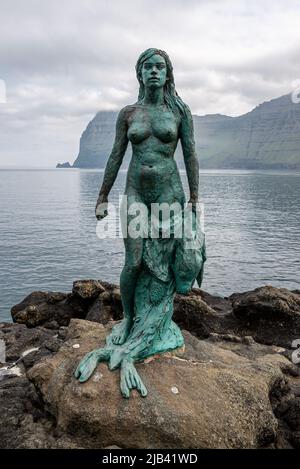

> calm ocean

[{"left": 0, "top": 168, "right": 299, "bottom": 322}]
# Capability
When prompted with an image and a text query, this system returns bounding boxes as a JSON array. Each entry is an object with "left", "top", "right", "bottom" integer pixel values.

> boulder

[
  {"left": 86, "top": 291, "right": 115, "bottom": 324},
  {"left": 27, "top": 319, "right": 293, "bottom": 449},
  {"left": 11, "top": 291, "right": 73, "bottom": 328},
  {"left": 230, "top": 286, "right": 300, "bottom": 348},
  {"left": 231, "top": 286, "right": 300, "bottom": 320},
  {"left": 72, "top": 280, "right": 105, "bottom": 300},
  {"left": 1, "top": 315, "right": 300, "bottom": 449}
]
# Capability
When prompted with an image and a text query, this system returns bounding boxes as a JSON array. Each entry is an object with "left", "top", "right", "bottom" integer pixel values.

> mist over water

[{"left": 0, "top": 168, "right": 299, "bottom": 322}]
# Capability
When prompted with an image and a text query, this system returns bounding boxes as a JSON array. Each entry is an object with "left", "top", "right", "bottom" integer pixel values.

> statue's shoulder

[
  {"left": 178, "top": 103, "right": 194, "bottom": 129},
  {"left": 118, "top": 103, "right": 140, "bottom": 122},
  {"left": 181, "top": 102, "right": 192, "bottom": 119}
]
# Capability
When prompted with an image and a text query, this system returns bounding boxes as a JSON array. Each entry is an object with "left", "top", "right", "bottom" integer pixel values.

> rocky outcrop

[
  {"left": 26, "top": 319, "right": 293, "bottom": 449},
  {"left": 72, "top": 94, "right": 300, "bottom": 170},
  {"left": 10, "top": 280, "right": 120, "bottom": 329},
  {"left": 56, "top": 162, "right": 71, "bottom": 168},
  {"left": 1, "top": 282, "right": 300, "bottom": 449},
  {"left": 10, "top": 282, "right": 300, "bottom": 350}
]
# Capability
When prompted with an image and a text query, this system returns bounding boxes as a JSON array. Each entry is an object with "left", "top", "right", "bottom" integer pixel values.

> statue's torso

[{"left": 125, "top": 104, "right": 184, "bottom": 204}]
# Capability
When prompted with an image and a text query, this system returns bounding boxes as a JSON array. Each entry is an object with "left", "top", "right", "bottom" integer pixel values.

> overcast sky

[{"left": 0, "top": 0, "right": 300, "bottom": 167}]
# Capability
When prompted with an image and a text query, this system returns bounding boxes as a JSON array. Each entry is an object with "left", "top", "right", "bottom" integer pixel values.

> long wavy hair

[{"left": 135, "top": 48, "right": 189, "bottom": 117}]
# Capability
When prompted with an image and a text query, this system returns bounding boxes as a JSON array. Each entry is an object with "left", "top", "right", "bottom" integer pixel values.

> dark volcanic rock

[
  {"left": 231, "top": 285, "right": 300, "bottom": 320},
  {"left": 230, "top": 286, "right": 300, "bottom": 348},
  {"left": 86, "top": 291, "right": 116, "bottom": 324},
  {"left": 10, "top": 282, "right": 300, "bottom": 350},
  {"left": 72, "top": 279, "right": 105, "bottom": 300},
  {"left": 0, "top": 375, "right": 48, "bottom": 449},
  {"left": 11, "top": 291, "right": 73, "bottom": 328},
  {"left": 2, "top": 283, "right": 300, "bottom": 449}
]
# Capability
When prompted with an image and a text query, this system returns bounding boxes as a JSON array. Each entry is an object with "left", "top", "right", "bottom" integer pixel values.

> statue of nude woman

[{"left": 75, "top": 48, "right": 206, "bottom": 398}]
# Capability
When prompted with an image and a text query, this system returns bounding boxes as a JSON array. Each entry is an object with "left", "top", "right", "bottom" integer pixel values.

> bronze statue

[{"left": 75, "top": 48, "right": 206, "bottom": 398}]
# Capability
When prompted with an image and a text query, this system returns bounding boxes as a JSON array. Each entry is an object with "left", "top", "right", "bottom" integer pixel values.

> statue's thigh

[
  {"left": 156, "top": 177, "right": 185, "bottom": 206},
  {"left": 123, "top": 235, "right": 143, "bottom": 267},
  {"left": 121, "top": 192, "right": 145, "bottom": 267}
]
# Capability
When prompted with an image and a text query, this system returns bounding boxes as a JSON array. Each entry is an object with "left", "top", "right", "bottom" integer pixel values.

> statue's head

[
  {"left": 135, "top": 48, "right": 188, "bottom": 116},
  {"left": 136, "top": 48, "right": 174, "bottom": 91}
]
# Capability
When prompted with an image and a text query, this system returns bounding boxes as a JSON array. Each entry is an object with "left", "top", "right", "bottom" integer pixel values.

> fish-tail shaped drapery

[
  {"left": 75, "top": 206, "right": 206, "bottom": 397},
  {"left": 107, "top": 206, "right": 206, "bottom": 360}
]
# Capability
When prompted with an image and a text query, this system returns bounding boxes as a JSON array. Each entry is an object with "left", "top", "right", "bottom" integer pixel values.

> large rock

[
  {"left": 230, "top": 286, "right": 300, "bottom": 348},
  {"left": 1, "top": 315, "right": 300, "bottom": 449},
  {"left": 11, "top": 291, "right": 73, "bottom": 328},
  {"left": 72, "top": 280, "right": 105, "bottom": 300},
  {"left": 231, "top": 285, "right": 300, "bottom": 320},
  {"left": 27, "top": 319, "right": 294, "bottom": 449}
]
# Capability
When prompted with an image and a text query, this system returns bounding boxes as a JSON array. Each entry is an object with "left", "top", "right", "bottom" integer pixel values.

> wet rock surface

[{"left": 0, "top": 281, "right": 299, "bottom": 448}]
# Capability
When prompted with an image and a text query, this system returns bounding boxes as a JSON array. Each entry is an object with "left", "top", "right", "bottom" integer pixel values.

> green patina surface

[{"left": 75, "top": 49, "right": 206, "bottom": 398}]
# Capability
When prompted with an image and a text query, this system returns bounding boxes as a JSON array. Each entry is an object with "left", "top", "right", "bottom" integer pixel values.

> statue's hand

[
  {"left": 95, "top": 193, "right": 108, "bottom": 220},
  {"left": 188, "top": 196, "right": 199, "bottom": 212}
]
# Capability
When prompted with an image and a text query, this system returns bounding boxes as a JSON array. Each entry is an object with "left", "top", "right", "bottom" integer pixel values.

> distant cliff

[{"left": 72, "top": 94, "right": 300, "bottom": 170}]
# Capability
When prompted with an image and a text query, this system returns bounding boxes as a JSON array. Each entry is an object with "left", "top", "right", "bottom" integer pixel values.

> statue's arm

[
  {"left": 97, "top": 107, "right": 129, "bottom": 200},
  {"left": 179, "top": 107, "right": 199, "bottom": 202}
]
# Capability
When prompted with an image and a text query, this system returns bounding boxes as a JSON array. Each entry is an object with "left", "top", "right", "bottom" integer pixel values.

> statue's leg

[
  {"left": 111, "top": 193, "right": 144, "bottom": 346},
  {"left": 120, "top": 356, "right": 147, "bottom": 398},
  {"left": 74, "top": 348, "right": 110, "bottom": 382}
]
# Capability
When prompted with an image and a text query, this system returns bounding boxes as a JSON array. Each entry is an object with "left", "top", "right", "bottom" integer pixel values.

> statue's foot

[
  {"left": 74, "top": 348, "right": 109, "bottom": 382},
  {"left": 109, "top": 347, "right": 124, "bottom": 371},
  {"left": 120, "top": 358, "right": 148, "bottom": 398},
  {"left": 111, "top": 318, "right": 132, "bottom": 345}
]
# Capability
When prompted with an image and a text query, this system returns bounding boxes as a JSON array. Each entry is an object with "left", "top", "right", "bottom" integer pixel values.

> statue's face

[{"left": 141, "top": 54, "right": 167, "bottom": 89}]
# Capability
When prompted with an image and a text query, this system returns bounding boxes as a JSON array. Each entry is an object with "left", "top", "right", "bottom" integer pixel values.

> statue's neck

[{"left": 143, "top": 87, "right": 165, "bottom": 105}]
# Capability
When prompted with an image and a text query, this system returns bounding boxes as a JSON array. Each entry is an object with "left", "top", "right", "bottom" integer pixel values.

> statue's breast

[
  {"left": 127, "top": 110, "right": 178, "bottom": 144},
  {"left": 151, "top": 120, "right": 178, "bottom": 143},
  {"left": 127, "top": 123, "right": 151, "bottom": 144}
]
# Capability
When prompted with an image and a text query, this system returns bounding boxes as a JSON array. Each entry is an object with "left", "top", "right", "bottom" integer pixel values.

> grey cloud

[{"left": 0, "top": 0, "right": 299, "bottom": 166}]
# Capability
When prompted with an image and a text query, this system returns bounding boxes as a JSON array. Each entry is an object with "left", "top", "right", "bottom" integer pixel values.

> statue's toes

[
  {"left": 118, "top": 335, "right": 126, "bottom": 345},
  {"left": 132, "top": 367, "right": 147, "bottom": 397},
  {"left": 120, "top": 375, "right": 130, "bottom": 398},
  {"left": 75, "top": 355, "right": 97, "bottom": 382},
  {"left": 109, "top": 349, "right": 123, "bottom": 370},
  {"left": 111, "top": 332, "right": 123, "bottom": 345},
  {"left": 74, "top": 353, "right": 91, "bottom": 378},
  {"left": 111, "top": 334, "right": 119, "bottom": 345},
  {"left": 78, "top": 358, "right": 98, "bottom": 382},
  {"left": 112, "top": 332, "right": 126, "bottom": 345},
  {"left": 138, "top": 380, "right": 148, "bottom": 397}
]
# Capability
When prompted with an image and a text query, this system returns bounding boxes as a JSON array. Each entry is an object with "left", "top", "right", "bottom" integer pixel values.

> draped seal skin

[{"left": 75, "top": 49, "right": 206, "bottom": 398}]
